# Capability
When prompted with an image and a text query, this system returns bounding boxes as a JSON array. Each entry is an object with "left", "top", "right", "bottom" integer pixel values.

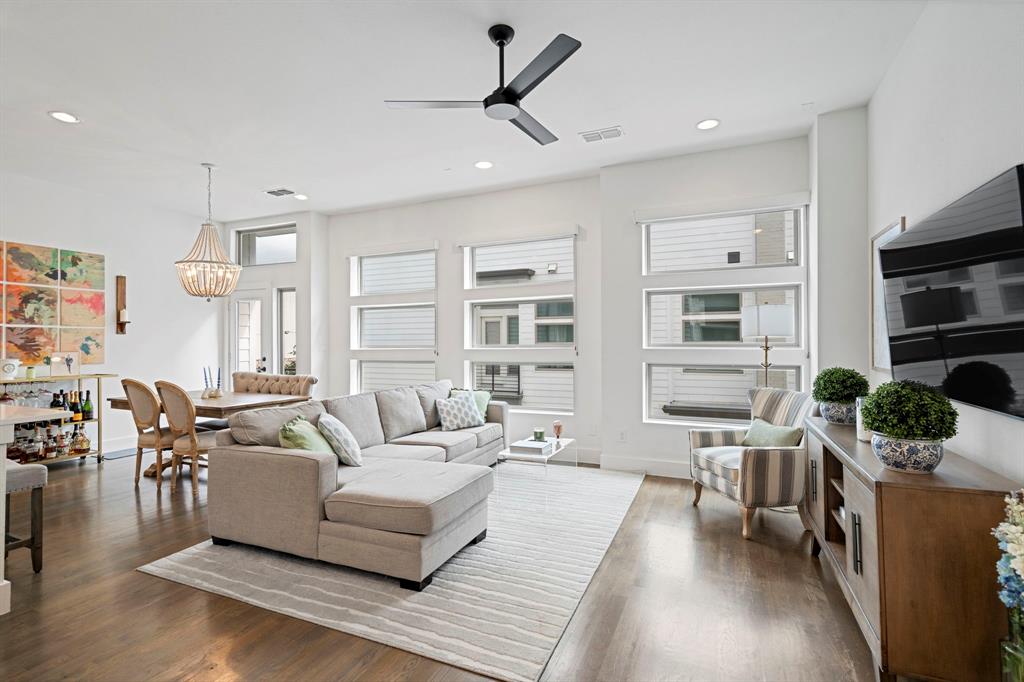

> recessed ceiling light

[
  {"left": 696, "top": 118, "right": 720, "bottom": 131},
  {"left": 293, "top": 194, "right": 308, "bottom": 201},
  {"left": 474, "top": 161, "right": 494, "bottom": 170},
  {"left": 48, "top": 111, "right": 81, "bottom": 124}
]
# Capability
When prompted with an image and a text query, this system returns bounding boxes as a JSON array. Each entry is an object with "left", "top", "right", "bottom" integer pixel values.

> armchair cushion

[
  {"left": 692, "top": 446, "right": 742, "bottom": 483},
  {"left": 741, "top": 418, "right": 803, "bottom": 447}
]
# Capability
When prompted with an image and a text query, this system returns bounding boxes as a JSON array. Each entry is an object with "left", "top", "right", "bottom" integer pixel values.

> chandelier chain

[{"left": 207, "top": 165, "right": 213, "bottom": 223}]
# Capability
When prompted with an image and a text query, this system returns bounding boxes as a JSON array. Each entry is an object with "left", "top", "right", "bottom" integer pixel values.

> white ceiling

[{"left": 0, "top": 0, "right": 925, "bottom": 222}]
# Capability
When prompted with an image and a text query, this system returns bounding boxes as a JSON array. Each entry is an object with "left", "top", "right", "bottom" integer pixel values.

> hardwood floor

[{"left": 1, "top": 457, "right": 874, "bottom": 681}]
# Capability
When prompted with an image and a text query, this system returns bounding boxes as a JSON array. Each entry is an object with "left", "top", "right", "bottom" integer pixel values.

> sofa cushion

[
  {"left": 326, "top": 460, "right": 493, "bottom": 535},
  {"left": 437, "top": 392, "right": 485, "bottom": 431},
  {"left": 457, "top": 422, "right": 503, "bottom": 448},
  {"left": 360, "top": 443, "right": 445, "bottom": 462},
  {"left": 376, "top": 386, "right": 427, "bottom": 441},
  {"left": 451, "top": 388, "right": 491, "bottom": 420},
  {"left": 323, "top": 392, "right": 386, "bottom": 449},
  {"left": 390, "top": 430, "right": 477, "bottom": 461},
  {"left": 414, "top": 379, "right": 453, "bottom": 429},
  {"left": 318, "top": 413, "right": 363, "bottom": 466},
  {"left": 228, "top": 401, "right": 326, "bottom": 446},
  {"left": 279, "top": 416, "right": 334, "bottom": 453},
  {"left": 692, "top": 446, "right": 742, "bottom": 483}
]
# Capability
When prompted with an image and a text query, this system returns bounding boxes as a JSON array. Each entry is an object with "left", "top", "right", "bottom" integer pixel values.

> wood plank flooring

[{"left": 0, "top": 457, "right": 873, "bottom": 681}]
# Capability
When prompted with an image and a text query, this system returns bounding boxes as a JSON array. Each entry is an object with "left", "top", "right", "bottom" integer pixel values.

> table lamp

[{"left": 741, "top": 303, "right": 795, "bottom": 386}]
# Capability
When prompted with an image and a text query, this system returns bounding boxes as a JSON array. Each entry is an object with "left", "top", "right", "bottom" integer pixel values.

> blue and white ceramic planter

[
  {"left": 871, "top": 433, "right": 944, "bottom": 474},
  {"left": 820, "top": 401, "right": 857, "bottom": 425}
]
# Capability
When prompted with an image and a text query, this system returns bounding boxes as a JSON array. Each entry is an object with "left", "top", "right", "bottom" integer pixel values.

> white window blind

[
  {"left": 648, "top": 364, "right": 800, "bottom": 423},
  {"left": 360, "top": 361, "right": 436, "bottom": 392},
  {"left": 359, "top": 305, "right": 435, "bottom": 348},
  {"left": 359, "top": 250, "right": 436, "bottom": 295},
  {"left": 472, "top": 362, "right": 574, "bottom": 413}
]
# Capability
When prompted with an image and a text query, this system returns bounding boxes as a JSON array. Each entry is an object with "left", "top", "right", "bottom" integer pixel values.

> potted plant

[
  {"left": 860, "top": 380, "right": 958, "bottom": 473},
  {"left": 993, "top": 491, "right": 1024, "bottom": 681},
  {"left": 812, "top": 367, "right": 869, "bottom": 425}
]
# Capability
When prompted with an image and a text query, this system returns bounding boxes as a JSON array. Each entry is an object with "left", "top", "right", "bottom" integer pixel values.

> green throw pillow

[
  {"left": 741, "top": 418, "right": 804, "bottom": 447},
  {"left": 452, "top": 389, "right": 491, "bottom": 420},
  {"left": 279, "top": 416, "right": 333, "bottom": 453}
]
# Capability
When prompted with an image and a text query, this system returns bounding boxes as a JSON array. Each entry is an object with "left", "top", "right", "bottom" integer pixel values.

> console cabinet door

[
  {"left": 844, "top": 473, "right": 881, "bottom": 638},
  {"left": 805, "top": 435, "right": 826, "bottom": 532}
]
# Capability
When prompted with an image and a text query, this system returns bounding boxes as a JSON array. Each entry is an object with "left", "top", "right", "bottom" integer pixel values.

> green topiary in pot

[
  {"left": 860, "top": 380, "right": 959, "bottom": 474},
  {"left": 812, "top": 367, "right": 869, "bottom": 425}
]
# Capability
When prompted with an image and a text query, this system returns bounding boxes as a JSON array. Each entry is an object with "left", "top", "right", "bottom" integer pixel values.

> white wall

[
  {"left": 867, "top": 1, "right": 1024, "bottom": 482},
  {"left": 328, "top": 177, "right": 603, "bottom": 463},
  {"left": 600, "top": 137, "right": 810, "bottom": 476},
  {"left": 0, "top": 172, "right": 221, "bottom": 452}
]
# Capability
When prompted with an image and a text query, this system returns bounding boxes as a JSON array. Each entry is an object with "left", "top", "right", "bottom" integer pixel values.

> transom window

[
  {"left": 358, "top": 250, "right": 436, "bottom": 295},
  {"left": 470, "top": 236, "right": 574, "bottom": 288},
  {"left": 237, "top": 225, "right": 297, "bottom": 266}
]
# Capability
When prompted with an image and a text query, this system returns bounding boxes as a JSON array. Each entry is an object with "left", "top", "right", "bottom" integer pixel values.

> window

[
  {"left": 237, "top": 225, "right": 297, "bottom": 266},
  {"left": 234, "top": 298, "right": 262, "bottom": 372},
  {"left": 644, "top": 208, "right": 802, "bottom": 274},
  {"left": 359, "top": 361, "right": 435, "bottom": 392},
  {"left": 358, "top": 305, "right": 435, "bottom": 349},
  {"left": 358, "top": 250, "right": 436, "bottom": 295},
  {"left": 647, "top": 286, "right": 799, "bottom": 346},
  {"left": 470, "top": 297, "right": 575, "bottom": 348},
  {"left": 472, "top": 362, "right": 574, "bottom": 412},
  {"left": 278, "top": 288, "right": 296, "bottom": 374},
  {"left": 647, "top": 364, "right": 801, "bottom": 423},
  {"left": 471, "top": 236, "right": 574, "bottom": 287},
  {"left": 1001, "top": 283, "right": 1024, "bottom": 313},
  {"left": 998, "top": 258, "right": 1024, "bottom": 277}
]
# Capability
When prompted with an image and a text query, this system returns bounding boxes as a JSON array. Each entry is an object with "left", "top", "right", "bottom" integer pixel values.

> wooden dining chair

[
  {"left": 155, "top": 381, "right": 219, "bottom": 496},
  {"left": 122, "top": 379, "right": 175, "bottom": 489}
]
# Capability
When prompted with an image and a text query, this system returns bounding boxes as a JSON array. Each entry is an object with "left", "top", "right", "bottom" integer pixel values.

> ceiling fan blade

[
  {"left": 506, "top": 34, "right": 581, "bottom": 99},
  {"left": 510, "top": 108, "right": 557, "bottom": 146},
  {"left": 385, "top": 100, "right": 482, "bottom": 109}
]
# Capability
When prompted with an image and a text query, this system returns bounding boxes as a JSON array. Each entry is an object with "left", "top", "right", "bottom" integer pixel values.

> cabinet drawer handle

[
  {"left": 810, "top": 460, "right": 818, "bottom": 501},
  {"left": 852, "top": 512, "right": 863, "bottom": 575}
]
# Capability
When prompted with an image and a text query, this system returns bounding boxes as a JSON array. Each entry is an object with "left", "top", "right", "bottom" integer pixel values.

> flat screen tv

[{"left": 879, "top": 164, "right": 1024, "bottom": 420}]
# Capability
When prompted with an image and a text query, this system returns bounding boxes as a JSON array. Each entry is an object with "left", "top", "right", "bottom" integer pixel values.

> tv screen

[{"left": 879, "top": 164, "right": 1024, "bottom": 419}]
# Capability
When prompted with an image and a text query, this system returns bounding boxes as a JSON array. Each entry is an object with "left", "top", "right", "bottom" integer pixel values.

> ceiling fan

[{"left": 385, "top": 24, "right": 581, "bottom": 146}]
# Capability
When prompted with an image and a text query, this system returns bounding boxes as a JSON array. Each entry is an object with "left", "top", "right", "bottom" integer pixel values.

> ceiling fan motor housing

[{"left": 483, "top": 90, "right": 521, "bottom": 120}]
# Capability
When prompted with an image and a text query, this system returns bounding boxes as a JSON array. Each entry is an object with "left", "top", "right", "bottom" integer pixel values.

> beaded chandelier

[{"left": 175, "top": 163, "right": 241, "bottom": 301}]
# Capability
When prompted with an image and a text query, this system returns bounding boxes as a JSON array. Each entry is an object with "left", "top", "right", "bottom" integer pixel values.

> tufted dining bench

[
  {"left": 197, "top": 372, "right": 319, "bottom": 431},
  {"left": 5, "top": 460, "right": 47, "bottom": 572}
]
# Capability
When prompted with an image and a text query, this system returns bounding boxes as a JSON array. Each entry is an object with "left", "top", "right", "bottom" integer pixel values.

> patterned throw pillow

[
  {"left": 451, "top": 389, "right": 491, "bottom": 420},
  {"left": 437, "top": 391, "right": 485, "bottom": 431},
  {"left": 317, "top": 413, "right": 363, "bottom": 467},
  {"left": 279, "top": 416, "right": 334, "bottom": 453}
]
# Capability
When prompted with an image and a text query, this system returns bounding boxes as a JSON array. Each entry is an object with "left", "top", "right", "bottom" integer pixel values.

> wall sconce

[{"left": 116, "top": 275, "right": 130, "bottom": 334}]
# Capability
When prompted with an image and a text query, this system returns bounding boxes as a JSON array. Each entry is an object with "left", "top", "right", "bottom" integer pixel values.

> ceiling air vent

[
  {"left": 579, "top": 126, "right": 624, "bottom": 143},
  {"left": 265, "top": 188, "right": 295, "bottom": 197}
]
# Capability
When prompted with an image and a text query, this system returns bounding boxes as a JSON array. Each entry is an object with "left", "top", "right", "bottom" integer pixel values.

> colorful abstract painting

[
  {"left": 60, "top": 290, "right": 105, "bottom": 327},
  {"left": 60, "top": 250, "right": 104, "bottom": 289},
  {"left": 5, "top": 285, "right": 58, "bottom": 325},
  {"left": 5, "top": 242, "right": 60, "bottom": 285},
  {"left": 60, "top": 328, "right": 104, "bottom": 364},
  {"left": 5, "top": 326, "right": 58, "bottom": 363}
]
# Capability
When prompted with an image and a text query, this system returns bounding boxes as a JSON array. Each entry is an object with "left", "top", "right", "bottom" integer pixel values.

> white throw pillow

[
  {"left": 317, "top": 413, "right": 363, "bottom": 466},
  {"left": 437, "top": 392, "right": 485, "bottom": 431}
]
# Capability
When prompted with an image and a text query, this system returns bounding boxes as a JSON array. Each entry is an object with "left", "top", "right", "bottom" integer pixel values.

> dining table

[{"left": 107, "top": 389, "right": 312, "bottom": 477}]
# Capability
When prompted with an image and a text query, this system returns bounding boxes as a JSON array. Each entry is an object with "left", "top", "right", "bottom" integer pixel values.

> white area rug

[{"left": 139, "top": 463, "right": 643, "bottom": 682}]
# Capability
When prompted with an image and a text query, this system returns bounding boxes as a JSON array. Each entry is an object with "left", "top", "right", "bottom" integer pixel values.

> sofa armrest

[
  {"left": 738, "top": 446, "right": 807, "bottom": 508},
  {"left": 688, "top": 427, "right": 747, "bottom": 451},
  {"left": 486, "top": 400, "right": 510, "bottom": 449},
  {"left": 215, "top": 429, "right": 238, "bottom": 446},
  {"left": 208, "top": 445, "right": 337, "bottom": 559}
]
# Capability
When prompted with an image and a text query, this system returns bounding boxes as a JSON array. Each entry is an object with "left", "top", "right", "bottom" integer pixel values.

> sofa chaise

[{"left": 207, "top": 380, "right": 506, "bottom": 590}]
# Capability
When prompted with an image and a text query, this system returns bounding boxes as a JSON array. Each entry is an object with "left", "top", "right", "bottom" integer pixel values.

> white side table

[{"left": 501, "top": 437, "right": 577, "bottom": 469}]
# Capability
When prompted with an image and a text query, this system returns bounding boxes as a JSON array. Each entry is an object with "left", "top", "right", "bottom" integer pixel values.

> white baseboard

[
  {"left": 0, "top": 579, "right": 10, "bottom": 615},
  {"left": 600, "top": 453, "right": 691, "bottom": 479}
]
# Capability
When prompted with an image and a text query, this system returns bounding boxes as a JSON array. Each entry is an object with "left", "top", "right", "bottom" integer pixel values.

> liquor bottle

[
  {"left": 71, "top": 391, "right": 82, "bottom": 422},
  {"left": 50, "top": 392, "right": 61, "bottom": 409},
  {"left": 44, "top": 426, "right": 55, "bottom": 458},
  {"left": 59, "top": 389, "right": 67, "bottom": 409},
  {"left": 82, "top": 390, "right": 93, "bottom": 420}
]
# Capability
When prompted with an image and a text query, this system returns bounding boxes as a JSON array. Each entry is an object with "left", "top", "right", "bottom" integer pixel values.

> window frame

[
  {"left": 469, "top": 360, "right": 576, "bottom": 415},
  {"left": 355, "top": 359, "right": 437, "bottom": 393},
  {"left": 355, "top": 248, "right": 437, "bottom": 296},
  {"left": 466, "top": 296, "right": 576, "bottom": 350},
  {"left": 467, "top": 235, "right": 576, "bottom": 290},
  {"left": 354, "top": 303, "right": 437, "bottom": 350},
  {"left": 642, "top": 206, "right": 805, "bottom": 276},
  {"left": 644, "top": 284, "right": 802, "bottom": 349},
  {"left": 236, "top": 224, "right": 298, "bottom": 267}
]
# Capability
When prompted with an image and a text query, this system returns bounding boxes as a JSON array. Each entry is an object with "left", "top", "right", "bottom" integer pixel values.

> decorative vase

[
  {"left": 855, "top": 397, "right": 871, "bottom": 442},
  {"left": 1004, "top": 606, "right": 1024, "bottom": 682},
  {"left": 820, "top": 401, "right": 857, "bottom": 425},
  {"left": 870, "top": 433, "right": 944, "bottom": 473}
]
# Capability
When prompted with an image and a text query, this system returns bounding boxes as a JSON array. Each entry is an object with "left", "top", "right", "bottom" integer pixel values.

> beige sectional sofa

[{"left": 207, "top": 380, "right": 506, "bottom": 590}]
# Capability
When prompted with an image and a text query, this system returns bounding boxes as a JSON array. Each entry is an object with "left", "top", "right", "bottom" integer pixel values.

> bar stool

[{"left": 5, "top": 460, "right": 46, "bottom": 572}]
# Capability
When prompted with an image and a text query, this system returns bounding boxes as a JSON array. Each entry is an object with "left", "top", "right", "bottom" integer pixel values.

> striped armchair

[{"left": 689, "top": 387, "right": 814, "bottom": 539}]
